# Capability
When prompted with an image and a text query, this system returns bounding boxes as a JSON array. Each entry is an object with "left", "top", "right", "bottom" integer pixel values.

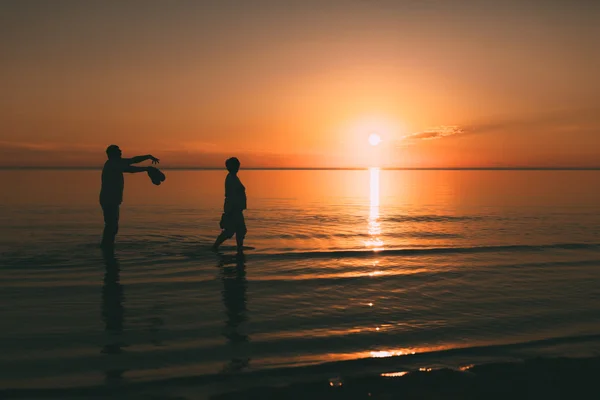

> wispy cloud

[
  {"left": 0, "top": 141, "right": 107, "bottom": 167},
  {"left": 0, "top": 141, "right": 59, "bottom": 151},
  {"left": 0, "top": 140, "right": 331, "bottom": 168},
  {"left": 402, "top": 125, "right": 464, "bottom": 141},
  {"left": 0, "top": 141, "right": 99, "bottom": 151},
  {"left": 400, "top": 107, "right": 600, "bottom": 144}
]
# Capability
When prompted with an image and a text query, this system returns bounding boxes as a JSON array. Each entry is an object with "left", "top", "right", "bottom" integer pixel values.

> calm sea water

[{"left": 2, "top": 169, "right": 600, "bottom": 391}]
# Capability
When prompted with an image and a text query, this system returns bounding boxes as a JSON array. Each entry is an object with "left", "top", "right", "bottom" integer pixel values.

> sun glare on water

[{"left": 368, "top": 133, "right": 382, "bottom": 146}]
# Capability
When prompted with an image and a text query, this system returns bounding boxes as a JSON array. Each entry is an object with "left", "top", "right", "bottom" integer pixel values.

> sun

[{"left": 368, "top": 133, "right": 381, "bottom": 146}]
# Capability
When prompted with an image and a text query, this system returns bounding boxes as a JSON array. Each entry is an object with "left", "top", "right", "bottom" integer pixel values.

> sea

[{"left": 2, "top": 169, "right": 600, "bottom": 395}]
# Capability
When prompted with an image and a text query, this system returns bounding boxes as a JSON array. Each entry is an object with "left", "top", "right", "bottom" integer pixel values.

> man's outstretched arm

[
  {"left": 123, "top": 166, "right": 150, "bottom": 173},
  {"left": 123, "top": 155, "right": 159, "bottom": 165}
]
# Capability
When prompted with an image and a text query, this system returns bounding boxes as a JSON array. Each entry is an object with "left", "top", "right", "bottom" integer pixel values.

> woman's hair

[{"left": 225, "top": 157, "right": 241, "bottom": 173}]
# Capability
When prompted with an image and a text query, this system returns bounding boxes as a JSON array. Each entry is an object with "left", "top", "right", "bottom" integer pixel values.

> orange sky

[{"left": 1, "top": 1, "right": 599, "bottom": 168}]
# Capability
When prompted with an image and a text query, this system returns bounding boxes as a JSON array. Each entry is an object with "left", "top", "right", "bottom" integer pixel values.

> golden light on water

[
  {"left": 329, "top": 377, "right": 343, "bottom": 387},
  {"left": 380, "top": 371, "right": 409, "bottom": 377},
  {"left": 371, "top": 350, "right": 396, "bottom": 357},
  {"left": 364, "top": 167, "right": 384, "bottom": 250},
  {"left": 370, "top": 349, "right": 416, "bottom": 358},
  {"left": 370, "top": 167, "right": 380, "bottom": 209},
  {"left": 282, "top": 346, "right": 441, "bottom": 367}
]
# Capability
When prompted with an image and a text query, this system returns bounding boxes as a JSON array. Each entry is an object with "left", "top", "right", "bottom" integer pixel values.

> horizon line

[{"left": 2, "top": 166, "right": 600, "bottom": 171}]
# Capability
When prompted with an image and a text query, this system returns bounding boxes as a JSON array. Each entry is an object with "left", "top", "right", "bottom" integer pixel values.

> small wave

[
  {"left": 4, "top": 242, "right": 599, "bottom": 271},
  {"left": 4, "top": 332, "right": 600, "bottom": 397},
  {"left": 384, "top": 215, "right": 487, "bottom": 223},
  {"left": 254, "top": 243, "right": 600, "bottom": 260}
]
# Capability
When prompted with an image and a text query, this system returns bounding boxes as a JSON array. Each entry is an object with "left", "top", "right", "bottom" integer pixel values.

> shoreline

[
  {"left": 4, "top": 355, "right": 600, "bottom": 399},
  {"left": 213, "top": 356, "right": 600, "bottom": 399}
]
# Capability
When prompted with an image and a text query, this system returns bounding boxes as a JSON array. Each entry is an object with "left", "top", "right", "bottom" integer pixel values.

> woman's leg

[
  {"left": 235, "top": 213, "right": 247, "bottom": 253},
  {"left": 212, "top": 231, "right": 230, "bottom": 251}
]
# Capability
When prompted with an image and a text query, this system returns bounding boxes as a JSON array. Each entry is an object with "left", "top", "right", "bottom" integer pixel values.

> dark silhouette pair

[
  {"left": 100, "top": 146, "right": 247, "bottom": 253},
  {"left": 101, "top": 247, "right": 249, "bottom": 375}
]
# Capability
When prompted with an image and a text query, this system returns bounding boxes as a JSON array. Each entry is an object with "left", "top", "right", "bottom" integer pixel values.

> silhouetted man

[
  {"left": 101, "top": 247, "right": 126, "bottom": 384},
  {"left": 101, "top": 247, "right": 124, "bottom": 355},
  {"left": 212, "top": 157, "right": 247, "bottom": 254},
  {"left": 100, "top": 145, "right": 159, "bottom": 248}
]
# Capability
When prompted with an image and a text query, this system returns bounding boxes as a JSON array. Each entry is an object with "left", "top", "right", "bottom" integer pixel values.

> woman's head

[{"left": 225, "top": 157, "right": 241, "bottom": 173}]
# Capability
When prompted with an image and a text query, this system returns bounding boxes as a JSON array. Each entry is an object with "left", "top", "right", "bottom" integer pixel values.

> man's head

[
  {"left": 106, "top": 145, "right": 122, "bottom": 160},
  {"left": 225, "top": 157, "right": 241, "bottom": 173}
]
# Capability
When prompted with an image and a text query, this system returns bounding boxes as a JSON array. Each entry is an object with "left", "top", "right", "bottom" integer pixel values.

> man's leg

[{"left": 101, "top": 205, "right": 120, "bottom": 247}]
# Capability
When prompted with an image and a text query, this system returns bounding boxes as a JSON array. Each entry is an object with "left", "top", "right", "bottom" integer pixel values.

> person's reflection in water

[
  {"left": 101, "top": 248, "right": 127, "bottom": 384},
  {"left": 218, "top": 253, "right": 250, "bottom": 373}
]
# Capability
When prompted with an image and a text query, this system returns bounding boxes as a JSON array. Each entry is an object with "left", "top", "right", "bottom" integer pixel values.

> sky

[{"left": 1, "top": 0, "right": 599, "bottom": 168}]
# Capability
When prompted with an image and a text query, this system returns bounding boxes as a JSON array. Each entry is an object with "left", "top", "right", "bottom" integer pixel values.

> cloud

[
  {"left": 402, "top": 125, "right": 464, "bottom": 141},
  {"left": 0, "top": 141, "right": 60, "bottom": 151},
  {"left": 400, "top": 107, "right": 600, "bottom": 144},
  {"left": 466, "top": 109, "right": 600, "bottom": 136},
  {"left": 0, "top": 140, "right": 337, "bottom": 168},
  {"left": 0, "top": 141, "right": 99, "bottom": 152}
]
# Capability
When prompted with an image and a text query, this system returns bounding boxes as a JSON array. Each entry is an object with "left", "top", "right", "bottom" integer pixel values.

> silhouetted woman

[
  {"left": 212, "top": 157, "right": 247, "bottom": 254},
  {"left": 219, "top": 253, "right": 250, "bottom": 372}
]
